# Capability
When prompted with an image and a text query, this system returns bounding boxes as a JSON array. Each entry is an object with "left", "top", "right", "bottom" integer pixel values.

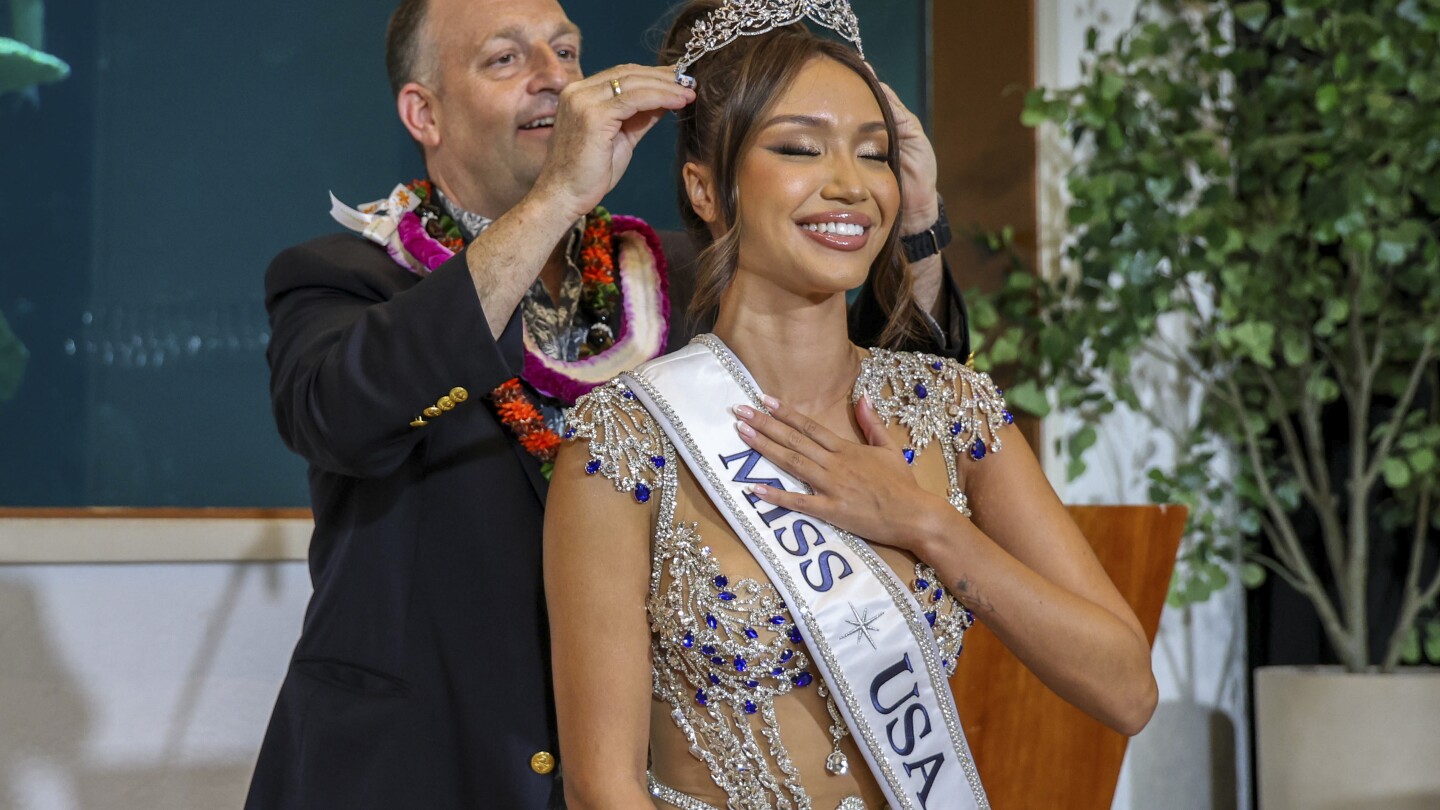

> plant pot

[{"left": 1254, "top": 666, "right": 1440, "bottom": 810}]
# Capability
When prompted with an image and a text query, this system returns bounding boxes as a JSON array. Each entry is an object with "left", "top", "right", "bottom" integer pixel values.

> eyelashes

[{"left": 768, "top": 145, "right": 890, "bottom": 162}]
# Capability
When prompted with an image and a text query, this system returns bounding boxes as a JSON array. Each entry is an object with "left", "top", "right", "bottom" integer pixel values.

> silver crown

[{"left": 674, "top": 0, "right": 865, "bottom": 88}]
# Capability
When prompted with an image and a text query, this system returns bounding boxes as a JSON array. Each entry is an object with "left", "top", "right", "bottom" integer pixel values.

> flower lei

[{"left": 398, "top": 180, "right": 624, "bottom": 479}]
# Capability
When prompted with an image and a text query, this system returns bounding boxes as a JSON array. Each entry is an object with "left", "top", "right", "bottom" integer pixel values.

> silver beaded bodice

[{"left": 564, "top": 348, "right": 1010, "bottom": 809}]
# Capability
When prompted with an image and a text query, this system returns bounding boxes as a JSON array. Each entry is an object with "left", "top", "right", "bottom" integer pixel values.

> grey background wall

[{"left": 0, "top": 0, "right": 927, "bottom": 508}]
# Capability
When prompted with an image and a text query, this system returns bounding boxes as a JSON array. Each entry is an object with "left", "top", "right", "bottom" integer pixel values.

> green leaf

[
  {"left": 1400, "top": 625, "right": 1422, "bottom": 664},
  {"left": 1410, "top": 448, "right": 1437, "bottom": 475},
  {"left": 1316, "top": 84, "right": 1340, "bottom": 114},
  {"left": 1099, "top": 73, "right": 1125, "bottom": 102},
  {"left": 1020, "top": 107, "right": 1049, "bottom": 128},
  {"left": 1305, "top": 376, "right": 1341, "bottom": 404},
  {"left": 1234, "top": 1, "right": 1270, "bottom": 31},
  {"left": 1005, "top": 380, "right": 1050, "bottom": 418},
  {"left": 1425, "top": 620, "right": 1440, "bottom": 663},
  {"left": 969, "top": 295, "right": 999, "bottom": 330},
  {"left": 1227, "top": 321, "right": 1277, "bottom": 367},
  {"left": 1071, "top": 425, "right": 1099, "bottom": 457},
  {"left": 1241, "top": 562, "right": 1267, "bottom": 588},
  {"left": 1382, "top": 457, "right": 1412, "bottom": 489}
]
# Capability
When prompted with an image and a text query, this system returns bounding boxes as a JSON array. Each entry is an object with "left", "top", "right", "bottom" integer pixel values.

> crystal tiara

[{"left": 674, "top": 0, "right": 865, "bottom": 88}]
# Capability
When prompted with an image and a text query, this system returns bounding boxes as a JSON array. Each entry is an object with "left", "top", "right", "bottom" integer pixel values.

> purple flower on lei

[{"left": 395, "top": 211, "right": 456, "bottom": 274}]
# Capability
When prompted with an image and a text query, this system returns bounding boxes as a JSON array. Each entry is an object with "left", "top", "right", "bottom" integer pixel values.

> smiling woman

[{"left": 542, "top": 3, "right": 1157, "bottom": 810}]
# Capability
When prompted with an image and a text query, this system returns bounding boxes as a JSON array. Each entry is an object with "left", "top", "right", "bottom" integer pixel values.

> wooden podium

[{"left": 950, "top": 505, "right": 1187, "bottom": 809}]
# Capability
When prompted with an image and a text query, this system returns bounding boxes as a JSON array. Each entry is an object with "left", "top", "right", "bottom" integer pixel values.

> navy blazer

[{"left": 246, "top": 228, "right": 965, "bottom": 809}]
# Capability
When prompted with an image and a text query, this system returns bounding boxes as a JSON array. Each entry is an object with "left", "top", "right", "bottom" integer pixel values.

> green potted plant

[{"left": 967, "top": 0, "right": 1440, "bottom": 804}]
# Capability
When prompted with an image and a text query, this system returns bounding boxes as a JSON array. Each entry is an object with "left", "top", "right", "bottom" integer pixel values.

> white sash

[{"left": 622, "top": 336, "right": 988, "bottom": 810}]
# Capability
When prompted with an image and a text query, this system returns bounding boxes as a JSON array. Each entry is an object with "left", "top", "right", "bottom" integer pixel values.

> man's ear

[
  {"left": 397, "top": 82, "right": 442, "bottom": 150},
  {"left": 682, "top": 161, "right": 720, "bottom": 225}
]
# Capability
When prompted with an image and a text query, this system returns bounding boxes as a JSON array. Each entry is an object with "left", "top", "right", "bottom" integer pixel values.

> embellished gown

[{"left": 564, "top": 342, "right": 1012, "bottom": 810}]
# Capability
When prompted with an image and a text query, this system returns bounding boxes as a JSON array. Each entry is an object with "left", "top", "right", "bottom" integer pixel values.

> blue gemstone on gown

[
  {"left": 793, "top": 672, "right": 813, "bottom": 688},
  {"left": 712, "top": 657, "right": 725, "bottom": 665},
  {"left": 770, "top": 616, "right": 786, "bottom": 625},
  {"left": 744, "top": 627, "right": 759, "bottom": 639},
  {"left": 915, "top": 383, "right": 928, "bottom": 399},
  {"left": 941, "top": 659, "right": 950, "bottom": 670},
  {"left": 970, "top": 439, "right": 987, "bottom": 461},
  {"left": 951, "top": 422, "right": 962, "bottom": 436},
  {"left": 914, "top": 578, "right": 930, "bottom": 591},
  {"left": 701, "top": 645, "right": 716, "bottom": 655},
  {"left": 713, "top": 575, "right": 728, "bottom": 589},
  {"left": 624, "top": 390, "right": 636, "bottom": 400},
  {"left": 933, "top": 589, "right": 944, "bottom": 603},
  {"left": 903, "top": 448, "right": 916, "bottom": 465},
  {"left": 772, "top": 667, "right": 785, "bottom": 677},
  {"left": 734, "top": 657, "right": 747, "bottom": 672},
  {"left": 696, "top": 689, "right": 708, "bottom": 706},
  {"left": 564, "top": 427, "right": 575, "bottom": 439},
  {"left": 779, "top": 649, "right": 793, "bottom": 663},
  {"left": 683, "top": 632, "right": 694, "bottom": 648},
  {"left": 707, "top": 614, "right": 718, "bottom": 629},
  {"left": 925, "top": 611, "right": 937, "bottom": 627},
  {"left": 746, "top": 680, "right": 759, "bottom": 689},
  {"left": 744, "top": 700, "right": 758, "bottom": 715},
  {"left": 585, "top": 459, "right": 601, "bottom": 475},
  {"left": 652, "top": 455, "right": 666, "bottom": 469},
  {"left": 719, "top": 592, "right": 736, "bottom": 601},
  {"left": 1003, "top": 410, "right": 1015, "bottom": 424},
  {"left": 709, "top": 674, "right": 720, "bottom": 685},
  {"left": 932, "top": 361, "right": 944, "bottom": 371},
  {"left": 634, "top": 484, "right": 651, "bottom": 503},
  {"left": 789, "top": 627, "right": 803, "bottom": 644}
]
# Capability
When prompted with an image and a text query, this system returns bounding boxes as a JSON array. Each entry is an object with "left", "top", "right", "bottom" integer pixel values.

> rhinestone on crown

[{"left": 675, "top": 0, "right": 865, "bottom": 88}]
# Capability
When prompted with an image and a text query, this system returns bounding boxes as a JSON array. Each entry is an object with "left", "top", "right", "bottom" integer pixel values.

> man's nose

[{"left": 528, "top": 47, "right": 576, "bottom": 94}]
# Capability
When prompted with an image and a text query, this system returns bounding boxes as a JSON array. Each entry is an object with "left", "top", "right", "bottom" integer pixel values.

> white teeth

[
  {"left": 801, "top": 222, "right": 865, "bottom": 237},
  {"left": 522, "top": 117, "right": 556, "bottom": 130}
]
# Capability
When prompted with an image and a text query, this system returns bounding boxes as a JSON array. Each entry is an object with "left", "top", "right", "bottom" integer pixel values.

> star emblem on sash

[{"left": 839, "top": 602, "right": 885, "bottom": 650}]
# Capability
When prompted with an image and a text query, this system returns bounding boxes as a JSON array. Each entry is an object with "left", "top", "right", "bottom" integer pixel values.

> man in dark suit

[{"left": 247, "top": 0, "right": 965, "bottom": 807}]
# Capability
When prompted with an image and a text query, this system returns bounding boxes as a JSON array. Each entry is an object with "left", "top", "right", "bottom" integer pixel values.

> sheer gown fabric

[{"left": 564, "top": 347, "right": 1011, "bottom": 810}]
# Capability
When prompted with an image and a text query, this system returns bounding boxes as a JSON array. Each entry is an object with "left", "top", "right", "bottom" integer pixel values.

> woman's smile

[{"left": 797, "top": 211, "right": 873, "bottom": 251}]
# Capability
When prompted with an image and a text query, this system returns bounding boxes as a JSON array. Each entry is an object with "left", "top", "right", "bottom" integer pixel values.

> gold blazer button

[
  {"left": 529, "top": 751, "right": 556, "bottom": 775},
  {"left": 423, "top": 406, "right": 442, "bottom": 419},
  {"left": 450, "top": 387, "right": 469, "bottom": 402},
  {"left": 437, "top": 396, "right": 456, "bottom": 411},
  {"left": 409, "top": 417, "right": 428, "bottom": 428}
]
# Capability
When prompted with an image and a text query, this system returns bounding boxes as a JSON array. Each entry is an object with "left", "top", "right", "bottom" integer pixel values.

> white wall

[
  {"left": 1034, "top": 1, "right": 1250, "bottom": 808},
  {"left": 0, "top": 555, "right": 308, "bottom": 810}
]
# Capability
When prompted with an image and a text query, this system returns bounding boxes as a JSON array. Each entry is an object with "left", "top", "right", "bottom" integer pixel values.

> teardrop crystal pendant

[{"left": 826, "top": 749, "right": 850, "bottom": 776}]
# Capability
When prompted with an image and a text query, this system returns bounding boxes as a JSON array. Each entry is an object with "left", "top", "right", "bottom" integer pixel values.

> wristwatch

[{"left": 901, "top": 197, "right": 952, "bottom": 262}]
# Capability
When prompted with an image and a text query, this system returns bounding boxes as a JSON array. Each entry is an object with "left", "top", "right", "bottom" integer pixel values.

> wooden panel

[
  {"left": 950, "top": 504, "right": 1187, "bottom": 809},
  {"left": 932, "top": 1, "right": 1038, "bottom": 274},
  {"left": 0, "top": 509, "right": 314, "bottom": 564},
  {"left": 931, "top": 1, "right": 1041, "bottom": 448}
]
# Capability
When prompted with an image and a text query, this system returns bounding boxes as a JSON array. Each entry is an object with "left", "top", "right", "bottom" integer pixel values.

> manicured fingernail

[
  {"left": 736, "top": 421, "right": 756, "bottom": 438},
  {"left": 752, "top": 484, "right": 771, "bottom": 497},
  {"left": 762, "top": 395, "right": 781, "bottom": 410},
  {"left": 734, "top": 404, "right": 756, "bottom": 419}
]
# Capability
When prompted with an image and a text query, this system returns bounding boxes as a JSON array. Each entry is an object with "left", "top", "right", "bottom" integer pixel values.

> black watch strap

[{"left": 901, "top": 197, "right": 952, "bottom": 262}]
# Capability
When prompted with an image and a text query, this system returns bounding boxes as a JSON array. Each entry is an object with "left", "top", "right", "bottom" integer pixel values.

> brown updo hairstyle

[{"left": 658, "top": 0, "right": 929, "bottom": 349}]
